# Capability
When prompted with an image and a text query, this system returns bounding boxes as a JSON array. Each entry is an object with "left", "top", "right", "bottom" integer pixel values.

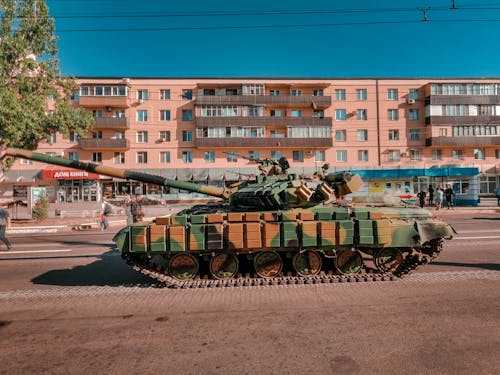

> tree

[{"left": 0, "top": 0, "right": 93, "bottom": 150}]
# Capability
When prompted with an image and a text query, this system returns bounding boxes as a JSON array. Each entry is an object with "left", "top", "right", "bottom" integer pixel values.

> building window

[
  {"left": 204, "top": 151, "right": 216, "bottom": 163},
  {"left": 452, "top": 149, "right": 463, "bottom": 160},
  {"left": 335, "top": 109, "right": 346, "bottom": 121},
  {"left": 269, "top": 89, "right": 280, "bottom": 96},
  {"left": 182, "top": 89, "right": 193, "bottom": 100},
  {"left": 160, "top": 89, "right": 170, "bottom": 100},
  {"left": 439, "top": 128, "right": 448, "bottom": 137},
  {"left": 226, "top": 151, "right": 237, "bottom": 163},
  {"left": 335, "top": 89, "right": 346, "bottom": 101},
  {"left": 159, "top": 110, "right": 171, "bottom": 121},
  {"left": 159, "top": 151, "right": 171, "bottom": 164},
  {"left": 69, "top": 131, "right": 79, "bottom": 143},
  {"left": 315, "top": 150, "right": 325, "bottom": 162},
  {"left": 474, "top": 148, "right": 485, "bottom": 160},
  {"left": 358, "top": 150, "right": 368, "bottom": 162},
  {"left": 92, "top": 109, "right": 102, "bottom": 118},
  {"left": 50, "top": 132, "right": 57, "bottom": 144},
  {"left": 335, "top": 130, "right": 346, "bottom": 141},
  {"left": 387, "top": 89, "right": 398, "bottom": 100},
  {"left": 313, "top": 89, "right": 324, "bottom": 96},
  {"left": 336, "top": 150, "right": 347, "bottom": 162},
  {"left": 20, "top": 158, "right": 32, "bottom": 165},
  {"left": 291, "top": 110, "right": 302, "bottom": 117},
  {"left": 114, "top": 131, "right": 125, "bottom": 139},
  {"left": 388, "top": 109, "right": 399, "bottom": 120},
  {"left": 68, "top": 152, "right": 79, "bottom": 161},
  {"left": 182, "top": 109, "right": 193, "bottom": 121},
  {"left": 92, "top": 152, "right": 102, "bottom": 163},
  {"left": 356, "top": 88, "right": 367, "bottom": 101},
  {"left": 496, "top": 149, "right": 500, "bottom": 159},
  {"left": 408, "top": 109, "right": 420, "bottom": 120},
  {"left": 388, "top": 150, "right": 400, "bottom": 161},
  {"left": 409, "top": 149, "right": 421, "bottom": 160},
  {"left": 114, "top": 109, "right": 125, "bottom": 118},
  {"left": 357, "top": 129, "right": 368, "bottom": 141},
  {"left": 182, "top": 130, "right": 193, "bottom": 142},
  {"left": 290, "top": 89, "right": 302, "bottom": 96},
  {"left": 137, "top": 89, "right": 148, "bottom": 101},
  {"left": 356, "top": 109, "right": 367, "bottom": 120},
  {"left": 249, "top": 150, "right": 259, "bottom": 160},
  {"left": 136, "top": 131, "right": 148, "bottom": 143},
  {"left": 432, "top": 149, "right": 442, "bottom": 160},
  {"left": 313, "top": 110, "right": 324, "bottom": 118},
  {"left": 408, "top": 88, "right": 419, "bottom": 100},
  {"left": 137, "top": 152, "right": 147, "bottom": 164},
  {"left": 92, "top": 131, "right": 102, "bottom": 139},
  {"left": 270, "top": 109, "right": 281, "bottom": 117},
  {"left": 114, "top": 152, "right": 125, "bottom": 164},
  {"left": 242, "top": 84, "right": 265, "bottom": 95},
  {"left": 293, "top": 150, "right": 304, "bottom": 162},
  {"left": 159, "top": 131, "right": 170, "bottom": 142},
  {"left": 409, "top": 129, "right": 420, "bottom": 141},
  {"left": 137, "top": 110, "right": 148, "bottom": 122},
  {"left": 271, "top": 150, "right": 282, "bottom": 161},
  {"left": 388, "top": 129, "right": 399, "bottom": 140},
  {"left": 182, "top": 152, "right": 192, "bottom": 164}
]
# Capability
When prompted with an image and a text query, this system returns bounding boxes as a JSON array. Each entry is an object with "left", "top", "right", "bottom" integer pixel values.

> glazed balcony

[
  {"left": 79, "top": 138, "right": 130, "bottom": 151},
  {"left": 427, "top": 95, "right": 500, "bottom": 105},
  {"left": 426, "top": 136, "right": 500, "bottom": 147},
  {"left": 195, "top": 95, "right": 331, "bottom": 108},
  {"left": 195, "top": 137, "right": 332, "bottom": 148},
  {"left": 78, "top": 95, "right": 131, "bottom": 108},
  {"left": 425, "top": 115, "right": 500, "bottom": 125},
  {"left": 195, "top": 116, "right": 332, "bottom": 127},
  {"left": 93, "top": 117, "right": 130, "bottom": 129}
]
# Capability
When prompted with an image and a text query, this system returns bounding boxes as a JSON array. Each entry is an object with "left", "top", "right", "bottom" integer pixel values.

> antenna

[
  {"left": 450, "top": 0, "right": 458, "bottom": 10},
  {"left": 417, "top": 7, "right": 431, "bottom": 22}
]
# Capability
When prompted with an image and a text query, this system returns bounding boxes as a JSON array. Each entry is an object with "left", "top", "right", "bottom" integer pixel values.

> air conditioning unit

[
  {"left": 306, "top": 150, "right": 313, "bottom": 155},
  {"left": 138, "top": 99, "right": 144, "bottom": 104},
  {"left": 122, "top": 78, "right": 130, "bottom": 83},
  {"left": 407, "top": 98, "right": 416, "bottom": 104}
]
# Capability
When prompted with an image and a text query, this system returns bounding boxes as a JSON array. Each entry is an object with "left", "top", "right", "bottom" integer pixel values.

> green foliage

[
  {"left": 0, "top": 0, "right": 93, "bottom": 150},
  {"left": 32, "top": 195, "right": 48, "bottom": 221}
]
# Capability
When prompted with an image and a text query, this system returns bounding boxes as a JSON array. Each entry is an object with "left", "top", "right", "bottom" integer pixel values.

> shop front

[{"left": 41, "top": 168, "right": 102, "bottom": 203}]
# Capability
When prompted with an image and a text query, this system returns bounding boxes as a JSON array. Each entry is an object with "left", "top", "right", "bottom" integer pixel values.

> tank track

[{"left": 124, "top": 239, "right": 444, "bottom": 289}]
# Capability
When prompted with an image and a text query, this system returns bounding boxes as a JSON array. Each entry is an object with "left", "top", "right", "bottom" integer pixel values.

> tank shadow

[
  {"left": 430, "top": 261, "right": 500, "bottom": 271},
  {"left": 31, "top": 249, "right": 157, "bottom": 287}
]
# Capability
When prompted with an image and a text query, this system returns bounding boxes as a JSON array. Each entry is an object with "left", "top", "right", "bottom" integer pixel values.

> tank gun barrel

[{"left": 1, "top": 148, "right": 231, "bottom": 199}]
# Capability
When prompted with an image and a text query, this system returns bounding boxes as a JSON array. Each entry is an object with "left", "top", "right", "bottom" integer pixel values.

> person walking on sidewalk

[
  {"left": 100, "top": 199, "right": 112, "bottom": 230},
  {"left": 0, "top": 206, "right": 12, "bottom": 250},
  {"left": 428, "top": 185, "right": 434, "bottom": 206},
  {"left": 435, "top": 186, "right": 443, "bottom": 211},
  {"left": 496, "top": 186, "right": 500, "bottom": 206},
  {"left": 444, "top": 184, "right": 455, "bottom": 210}
]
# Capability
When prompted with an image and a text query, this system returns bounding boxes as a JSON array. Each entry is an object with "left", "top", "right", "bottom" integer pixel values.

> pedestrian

[
  {"left": 0, "top": 206, "right": 12, "bottom": 250},
  {"left": 130, "top": 196, "right": 144, "bottom": 223},
  {"left": 417, "top": 190, "right": 426, "bottom": 208},
  {"left": 435, "top": 186, "right": 443, "bottom": 211},
  {"left": 495, "top": 186, "right": 500, "bottom": 207},
  {"left": 101, "top": 198, "right": 112, "bottom": 230},
  {"left": 124, "top": 195, "right": 134, "bottom": 225},
  {"left": 444, "top": 184, "right": 454, "bottom": 210},
  {"left": 428, "top": 185, "right": 434, "bottom": 206}
]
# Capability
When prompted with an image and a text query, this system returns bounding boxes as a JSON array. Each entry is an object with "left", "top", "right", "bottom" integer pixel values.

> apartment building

[{"left": 3, "top": 78, "right": 500, "bottom": 205}]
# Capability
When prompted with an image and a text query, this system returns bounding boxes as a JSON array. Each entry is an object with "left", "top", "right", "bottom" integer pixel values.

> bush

[{"left": 32, "top": 196, "right": 49, "bottom": 221}]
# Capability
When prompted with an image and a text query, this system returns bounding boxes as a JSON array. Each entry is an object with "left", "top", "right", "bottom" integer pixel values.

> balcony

[
  {"left": 79, "top": 138, "right": 130, "bottom": 151},
  {"left": 426, "top": 115, "right": 500, "bottom": 125},
  {"left": 427, "top": 95, "right": 500, "bottom": 105},
  {"left": 195, "top": 116, "right": 332, "bottom": 127},
  {"left": 196, "top": 137, "right": 332, "bottom": 148},
  {"left": 426, "top": 136, "right": 500, "bottom": 147},
  {"left": 94, "top": 117, "right": 129, "bottom": 129},
  {"left": 78, "top": 95, "right": 131, "bottom": 108},
  {"left": 195, "top": 95, "right": 331, "bottom": 108}
]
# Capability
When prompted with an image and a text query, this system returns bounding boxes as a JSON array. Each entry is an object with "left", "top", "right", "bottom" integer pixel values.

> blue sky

[{"left": 46, "top": 0, "right": 500, "bottom": 78}]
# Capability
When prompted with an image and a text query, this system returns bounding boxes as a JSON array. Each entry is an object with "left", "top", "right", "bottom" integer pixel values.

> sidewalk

[{"left": 6, "top": 198, "right": 499, "bottom": 234}]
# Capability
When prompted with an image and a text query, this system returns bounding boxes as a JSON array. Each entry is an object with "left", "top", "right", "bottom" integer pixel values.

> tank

[{"left": 1, "top": 147, "right": 455, "bottom": 287}]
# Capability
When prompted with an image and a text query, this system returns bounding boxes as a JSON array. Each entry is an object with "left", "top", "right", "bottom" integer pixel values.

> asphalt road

[{"left": 0, "top": 214, "right": 499, "bottom": 375}]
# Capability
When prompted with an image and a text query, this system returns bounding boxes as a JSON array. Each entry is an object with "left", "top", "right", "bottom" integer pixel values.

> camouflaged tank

[{"left": 1, "top": 147, "right": 455, "bottom": 287}]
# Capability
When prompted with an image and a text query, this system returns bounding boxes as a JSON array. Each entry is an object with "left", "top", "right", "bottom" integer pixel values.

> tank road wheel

[
  {"left": 209, "top": 253, "right": 239, "bottom": 280},
  {"left": 254, "top": 251, "right": 283, "bottom": 278},
  {"left": 293, "top": 250, "right": 322, "bottom": 276},
  {"left": 334, "top": 249, "right": 363, "bottom": 275},
  {"left": 168, "top": 253, "right": 199, "bottom": 281},
  {"left": 374, "top": 248, "right": 404, "bottom": 273}
]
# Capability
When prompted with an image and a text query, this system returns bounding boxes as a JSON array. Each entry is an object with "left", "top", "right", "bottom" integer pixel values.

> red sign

[{"left": 42, "top": 169, "right": 101, "bottom": 180}]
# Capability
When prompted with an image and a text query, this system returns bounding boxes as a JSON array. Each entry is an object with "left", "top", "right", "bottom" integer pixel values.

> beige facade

[{"left": 5, "top": 77, "right": 500, "bottom": 200}]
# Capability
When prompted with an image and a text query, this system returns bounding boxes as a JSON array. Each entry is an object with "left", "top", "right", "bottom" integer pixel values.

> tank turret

[{"left": 1, "top": 145, "right": 455, "bottom": 288}]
